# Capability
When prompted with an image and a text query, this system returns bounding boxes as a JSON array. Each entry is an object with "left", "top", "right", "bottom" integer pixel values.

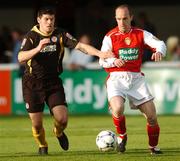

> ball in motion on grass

[{"left": 96, "top": 130, "right": 117, "bottom": 152}]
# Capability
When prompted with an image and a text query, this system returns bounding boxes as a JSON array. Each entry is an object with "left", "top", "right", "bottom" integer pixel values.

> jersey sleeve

[
  {"left": 143, "top": 30, "right": 167, "bottom": 56},
  {"left": 99, "top": 35, "right": 116, "bottom": 68},
  {"left": 19, "top": 32, "right": 34, "bottom": 51},
  {"left": 99, "top": 58, "right": 117, "bottom": 68},
  {"left": 101, "top": 35, "right": 112, "bottom": 52},
  {"left": 62, "top": 32, "right": 78, "bottom": 49}
]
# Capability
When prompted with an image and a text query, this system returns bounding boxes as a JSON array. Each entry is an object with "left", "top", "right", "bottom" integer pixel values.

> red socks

[
  {"left": 112, "top": 115, "right": 126, "bottom": 138},
  {"left": 147, "top": 123, "right": 160, "bottom": 147},
  {"left": 112, "top": 115, "right": 160, "bottom": 147}
]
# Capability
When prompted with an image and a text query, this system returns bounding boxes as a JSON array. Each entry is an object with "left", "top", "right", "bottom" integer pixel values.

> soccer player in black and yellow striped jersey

[{"left": 18, "top": 6, "right": 113, "bottom": 155}]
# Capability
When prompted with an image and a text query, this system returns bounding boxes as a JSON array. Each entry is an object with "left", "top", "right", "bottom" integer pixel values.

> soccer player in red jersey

[{"left": 99, "top": 4, "right": 166, "bottom": 154}]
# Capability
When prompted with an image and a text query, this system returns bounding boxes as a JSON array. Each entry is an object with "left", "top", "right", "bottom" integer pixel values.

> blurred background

[{"left": 1, "top": 0, "right": 180, "bottom": 115}]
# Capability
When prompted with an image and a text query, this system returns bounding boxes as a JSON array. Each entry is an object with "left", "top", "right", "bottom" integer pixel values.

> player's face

[
  {"left": 115, "top": 7, "right": 133, "bottom": 33},
  {"left": 38, "top": 14, "right": 55, "bottom": 34}
]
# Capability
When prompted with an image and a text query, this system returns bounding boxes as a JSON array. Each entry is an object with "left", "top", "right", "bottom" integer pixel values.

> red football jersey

[{"left": 100, "top": 27, "right": 166, "bottom": 73}]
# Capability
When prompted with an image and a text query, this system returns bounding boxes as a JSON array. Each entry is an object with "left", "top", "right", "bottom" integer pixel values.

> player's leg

[
  {"left": 22, "top": 77, "right": 48, "bottom": 154},
  {"left": 127, "top": 73, "right": 161, "bottom": 154},
  {"left": 47, "top": 81, "right": 69, "bottom": 151},
  {"left": 29, "top": 112, "right": 48, "bottom": 155},
  {"left": 139, "top": 100, "right": 162, "bottom": 154},
  {"left": 106, "top": 73, "right": 128, "bottom": 153},
  {"left": 127, "top": 74, "right": 161, "bottom": 154},
  {"left": 51, "top": 105, "right": 69, "bottom": 150},
  {"left": 109, "top": 96, "right": 127, "bottom": 152}
]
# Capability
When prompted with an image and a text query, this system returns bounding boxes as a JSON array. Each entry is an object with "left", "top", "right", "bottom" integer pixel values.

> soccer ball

[{"left": 96, "top": 130, "right": 117, "bottom": 152}]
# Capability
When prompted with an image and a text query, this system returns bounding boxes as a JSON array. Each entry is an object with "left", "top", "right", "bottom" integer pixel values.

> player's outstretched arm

[{"left": 75, "top": 42, "right": 114, "bottom": 59}]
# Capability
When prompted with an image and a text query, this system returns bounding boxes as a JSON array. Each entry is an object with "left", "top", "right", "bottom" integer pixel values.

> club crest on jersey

[
  {"left": 124, "top": 37, "right": 131, "bottom": 45},
  {"left": 50, "top": 36, "right": 57, "bottom": 43}
]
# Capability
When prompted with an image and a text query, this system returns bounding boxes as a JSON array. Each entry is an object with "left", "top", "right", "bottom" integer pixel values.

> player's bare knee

[
  {"left": 112, "top": 105, "right": 124, "bottom": 116},
  {"left": 112, "top": 110, "right": 123, "bottom": 118},
  {"left": 32, "top": 124, "right": 43, "bottom": 131},
  {"left": 56, "top": 117, "right": 68, "bottom": 128},
  {"left": 147, "top": 116, "right": 157, "bottom": 126},
  {"left": 31, "top": 120, "right": 43, "bottom": 129}
]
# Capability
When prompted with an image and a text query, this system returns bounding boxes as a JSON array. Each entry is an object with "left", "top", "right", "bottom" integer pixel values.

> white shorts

[{"left": 106, "top": 72, "right": 154, "bottom": 109}]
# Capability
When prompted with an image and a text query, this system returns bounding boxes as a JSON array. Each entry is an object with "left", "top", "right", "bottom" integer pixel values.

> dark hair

[{"left": 37, "top": 6, "right": 56, "bottom": 18}]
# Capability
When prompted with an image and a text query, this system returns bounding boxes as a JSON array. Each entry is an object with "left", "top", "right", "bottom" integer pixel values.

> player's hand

[
  {"left": 114, "top": 58, "right": 125, "bottom": 67},
  {"left": 37, "top": 38, "right": 50, "bottom": 52},
  {"left": 151, "top": 52, "right": 162, "bottom": 62},
  {"left": 100, "top": 50, "right": 114, "bottom": 59}
]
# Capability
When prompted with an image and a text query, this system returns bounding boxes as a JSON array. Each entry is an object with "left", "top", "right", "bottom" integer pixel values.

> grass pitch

[{"left": 0, "top": 115, "right": 180, "bottom": 161}]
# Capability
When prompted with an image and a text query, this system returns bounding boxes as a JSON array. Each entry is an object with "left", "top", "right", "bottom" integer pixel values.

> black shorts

[{"left": 22, "top": 76, "right": 67, "bottom": 113}]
